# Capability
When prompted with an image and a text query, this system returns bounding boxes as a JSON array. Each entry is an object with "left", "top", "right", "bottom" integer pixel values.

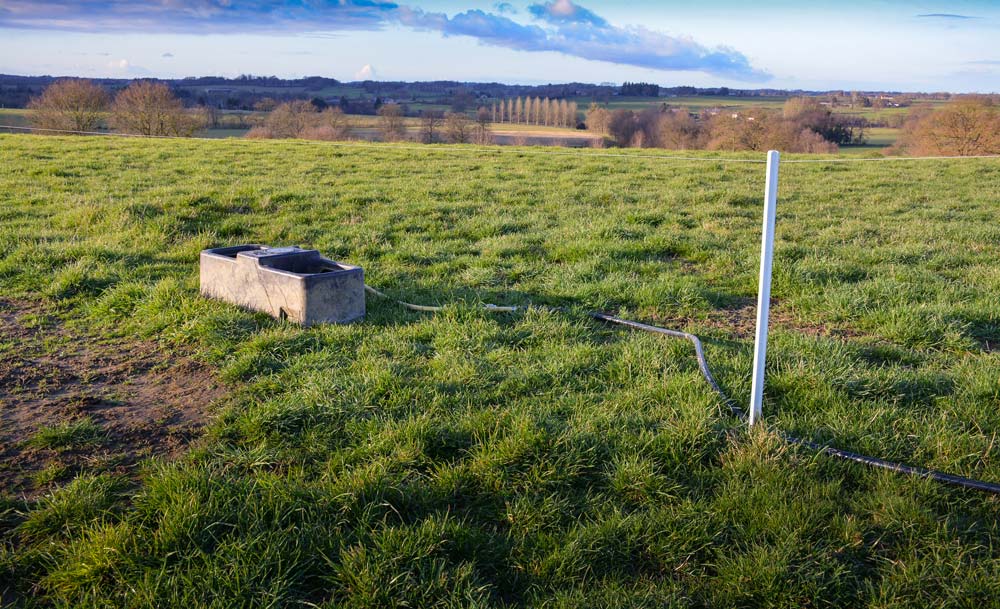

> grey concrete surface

[{"left": 200, "top": 245, "right": 365, "bottom": 325}]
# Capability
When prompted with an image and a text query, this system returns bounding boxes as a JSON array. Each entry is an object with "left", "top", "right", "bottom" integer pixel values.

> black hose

[
  {"left": 367, "top": 286, "right": 1000, "bottom": 495},
  {"left": 591, "top": 312, "right": 1000, "bottom": 495}
]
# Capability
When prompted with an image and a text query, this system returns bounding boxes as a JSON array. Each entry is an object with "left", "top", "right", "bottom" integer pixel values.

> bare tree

[
  {"left": 301, "top": 107, "right": 351, "bottom": 140},
  {"left": 474, "top": 107, "right": 493, "bottom": 144},
  {"left": 377, "top": 103, "right": 406, "bottom": 141},
  {"left": 585, "top": 103, "right": 610, "bottom": 135},
  {"left": 419, "top": 109, "right": 443, "bottom": 143},
  {"left": 253, "top": 98, "right": 278, "bottom": 112},
  {"left": 608, "top": 109, "right": 638, "bottom": 145},
  {"left": 657, "top": 109, "right": 701, "bottom": 150},
  {"left": 897, "top": 98, "right": 1000, "bottom": 156},
  {"left": 199, "top": 104, "right": 220, "bottom": 129},
  {"left": 110, "top": 81, "right": 203, "bottom": 136},
  {"left": 28, "top": 79, "right": 109, "bottom": 133},
  {"left": 260, "top": 100, "right": 315, "bottom": 139},
  {"left": 248, "top": 102, "right": 349, "bottom": 140},
  {"left": 444, "top": 112, "right": 471, "bottom": 143},
  {"left": 324, "top": 107, "right": 351, "bottom": 137}
]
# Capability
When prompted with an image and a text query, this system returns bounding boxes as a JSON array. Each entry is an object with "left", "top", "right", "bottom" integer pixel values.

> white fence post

[{"left": 749, "top": 150, "right": 780, "bottom": 426}]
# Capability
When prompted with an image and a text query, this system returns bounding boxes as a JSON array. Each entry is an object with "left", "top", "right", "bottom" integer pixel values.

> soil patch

[
  {"left": 0, "top": 299, "right": 225, "bottom": 497},
  {"left": 648, "top": 298, "right": 861, "bottom": 341}
]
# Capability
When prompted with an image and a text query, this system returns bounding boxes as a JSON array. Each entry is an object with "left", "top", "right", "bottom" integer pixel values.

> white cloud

[
  {"left": 105, "top": 58, "right": 151, "bottom": 76},
  {"left": 355, "top": 63, "right": 376, "bottom": 80}
]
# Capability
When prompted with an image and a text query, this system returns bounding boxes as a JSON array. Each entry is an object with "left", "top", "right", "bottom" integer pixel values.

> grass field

[
  {"left": 0, "top": 109, "right": 30, "bottom": 127},
  {"left": 1, "top": 134, "right": 1000, "bottom": 607}
]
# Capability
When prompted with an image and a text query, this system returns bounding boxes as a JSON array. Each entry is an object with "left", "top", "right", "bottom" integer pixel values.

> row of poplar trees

[{"left": 492, "top": 97, "right": 579, "bottom": 128}]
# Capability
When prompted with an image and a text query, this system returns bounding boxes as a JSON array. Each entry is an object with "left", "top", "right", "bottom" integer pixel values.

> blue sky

[{"left": 0, "top": 1, "right": 998, "bottom": 92}]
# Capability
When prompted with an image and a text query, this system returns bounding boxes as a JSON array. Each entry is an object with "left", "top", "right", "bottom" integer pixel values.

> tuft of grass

[
  {"left": 17, "top": 475, "right": 125, "bottom": 542},
  {"left": 33, "top": 462, "right": 70, "bottom": 487},
  {"left": 27, "top": 418, "right": 106, "bottom": 451}
]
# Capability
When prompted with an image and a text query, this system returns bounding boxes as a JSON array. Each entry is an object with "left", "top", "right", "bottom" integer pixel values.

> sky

[{"left": 0, "top": 0, "right": 998, "bottom": 92}]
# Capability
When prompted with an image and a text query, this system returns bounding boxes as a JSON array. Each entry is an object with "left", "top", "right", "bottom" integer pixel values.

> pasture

[
  {"left": 0, "top": 100, "right": 910, "bottom": 149},
  {"left": 1, "top": 134, "right": 999, "bottom": 607}
]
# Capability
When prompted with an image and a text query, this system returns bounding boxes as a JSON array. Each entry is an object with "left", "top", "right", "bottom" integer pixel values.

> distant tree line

[
  {"left": 244, "top": 101, "right": 495, "bottom": 144},
  {"left": 22, "top": 77, "right": 999, "bottom": 156},
  {"left": 620, "top": 82, "right": 660, "bottom": 97},
  {"left": 0, "top": 73, "right": 972, "bottom": 118},
  {"left": 493, "top": 97, "right": 580, "bottom": 128},
  {"left": 584, "top": 97, "right": 868, "bottom": 152}
]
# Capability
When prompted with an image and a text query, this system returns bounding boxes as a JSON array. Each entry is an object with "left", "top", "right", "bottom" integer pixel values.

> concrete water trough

[{"left": 200, "top": 245, "right": 365, "bottom": 325}]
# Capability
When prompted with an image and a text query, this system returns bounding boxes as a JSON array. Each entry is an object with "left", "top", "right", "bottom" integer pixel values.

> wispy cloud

[
  {"left": 528, "top": 0, "right": 607, "bottom": 27},
  {"left": 0, "top": 0, "right": 769, "bottom": 81},
  {"left": 399, "top": 2, "right": 769, "bottom": 80},
  {"left": 161, "top": 52, "right": 174, "bottom": 58},
  {"left": 916, "top": 13, "right": 978, "bottom": 20},
  {"left": 0, "top": 0, "right": 401, "bottom": 32}
]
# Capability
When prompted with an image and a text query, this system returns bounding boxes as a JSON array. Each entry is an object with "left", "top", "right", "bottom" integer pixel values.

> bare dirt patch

[
  {"left": 648, "top": 298, "right": 861, "bottom": 341},
  {"left": 0, "top": 299, "right": 225, "bottom": 497}
]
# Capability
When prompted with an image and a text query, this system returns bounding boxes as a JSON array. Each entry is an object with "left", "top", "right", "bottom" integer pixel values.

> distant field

[
  {"left": 658, "top": 95, "right": 789, "bottom": 110},
  {"left": 196, "top": 112, "right": 593, "bottom": 144},
  {"left": 4, "top": 99, "right": 925, "bottom": 147},
  {"left": 569, "top": 95, "right": 790, "bottom": 112},
  {"left": 0, "top": 108, "right": 30, "bottom": 127},
  {"left": 833, "top": 98, "right": 948, "bottom": 123},
  {"left": 2, "top": 134, "right": 1000, "bottom": 606},
  {"left": 835, "top": 127, "right": 902, "bottom": 153},
  {"left": 862, "top": 127, "right": 900, "bottom": 147},
  {"left": 569, "top": 95, "right": 948, "bottom": 130}
]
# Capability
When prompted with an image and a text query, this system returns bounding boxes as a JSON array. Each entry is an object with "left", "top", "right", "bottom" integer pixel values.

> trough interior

[
  {"left": 262, "top": 257, "right": 346, "bottom": 274},
  {"left": 214, "top": 245, "right": 265, "bottom": 258}
]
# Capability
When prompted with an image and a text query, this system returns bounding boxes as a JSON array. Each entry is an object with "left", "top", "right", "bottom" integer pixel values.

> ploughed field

[{"left": 1, "top": 134, "right": 999, "bottom": 607}]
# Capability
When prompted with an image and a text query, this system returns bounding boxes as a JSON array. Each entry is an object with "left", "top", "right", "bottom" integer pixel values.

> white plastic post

[{"left": 749, "top": 150, "right": 780, "bottom": 426}]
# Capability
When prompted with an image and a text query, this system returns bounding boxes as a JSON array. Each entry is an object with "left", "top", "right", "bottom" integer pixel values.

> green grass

[
  {"left": 27, "top": 419, "right": 106, "bottom": 450},
  {"left": 837, "top": 128, "right": 901, "bottom": 153},
  {"left": 861, "top": 127, "right": 900, "bottom": 147},
  {"left": 196, "top": 127, "right": 251, "bottom": 139},
  {"left": 1, "top": 134, "right": 1000, "bottom": 607}
]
